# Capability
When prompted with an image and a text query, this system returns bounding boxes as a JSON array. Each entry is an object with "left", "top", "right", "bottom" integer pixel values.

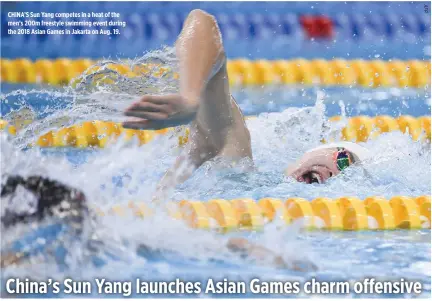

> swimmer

[
  {"left": 122, "top": 9, "right": 371, "bottom": 193},
  {"left": 1, "top": 175, "right": 316, "bottom": 272}
]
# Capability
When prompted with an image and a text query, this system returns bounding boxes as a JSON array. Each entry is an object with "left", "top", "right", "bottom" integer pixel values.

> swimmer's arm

[
  {"left": 227, "top": 238, "right": 318, "bottom": 272},
  {"left": 227, "top": 238, "right": 288, "bottom": 269},
  {"left": 123, "top": 9, "right": 226, "bottom": 130},
  {"left": 175, "top": 9, "right": 225, "bottom": 104},
  {"left": 128, "top": 9, "right": 237, "bottom": 201},
  {"left": 152, "top": 137, "right": 217, "bottom": 202}
]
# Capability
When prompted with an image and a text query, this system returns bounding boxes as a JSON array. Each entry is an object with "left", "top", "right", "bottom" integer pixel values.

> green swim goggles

[{"left": 333, "top": 147, "right": 353, "bottom": 171}]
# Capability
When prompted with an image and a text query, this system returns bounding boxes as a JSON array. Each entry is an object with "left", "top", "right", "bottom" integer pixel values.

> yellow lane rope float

[
  {"left": 1, "top": 58, "right": 430, "bottom": 87},
  {"left": 0, "top": 115, "right": 430, "bottom": 148},
  {"left": 95, "top": 196, "right": 431, "bottom": 231}
]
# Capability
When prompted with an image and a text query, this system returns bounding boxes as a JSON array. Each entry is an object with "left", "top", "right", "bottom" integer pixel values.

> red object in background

[{"left": 300, "top": 15, "right": 334, "bottom": 39}]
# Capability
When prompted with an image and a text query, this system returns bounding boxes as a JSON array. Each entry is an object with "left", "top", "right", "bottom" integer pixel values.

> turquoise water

[{"left": 0, "top": 57, "right": 431, "bottom": 298}]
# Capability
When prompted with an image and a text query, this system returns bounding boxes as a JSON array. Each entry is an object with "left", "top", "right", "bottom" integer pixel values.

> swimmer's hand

[
  {"left": 123, "top": 94, "right": 199, "bottom": 130},
  {"left": 227, "top": 238, "right": 318, "bottom": 272}
]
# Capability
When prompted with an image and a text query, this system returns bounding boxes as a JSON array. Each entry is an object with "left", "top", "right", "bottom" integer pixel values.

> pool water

[{"left": 0, "top": 54, "right": 431, "bottom": 298}]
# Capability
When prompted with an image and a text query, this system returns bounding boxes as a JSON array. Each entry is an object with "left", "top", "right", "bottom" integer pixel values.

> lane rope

[
  {"left": 1, "top": 58, "right": 430, "bottom": 87},
  {"left": 1, "top": 115, "right": 429, "bottom": 148},
  {"left": 96, "top": 196, "right": 431, "bottom": 231}
]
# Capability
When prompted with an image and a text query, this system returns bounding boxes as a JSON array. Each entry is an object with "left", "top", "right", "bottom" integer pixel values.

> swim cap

[
  {"left": 1, "top": 175, "right": 87, "bottom": 228},
  {"left": 307, "top": 142, "right": 372, "bottom": 162}
]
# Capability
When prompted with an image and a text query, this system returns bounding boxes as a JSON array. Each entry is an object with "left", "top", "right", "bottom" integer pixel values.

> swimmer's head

[
  {"left": 1, "top": 175, "right": 88, "bottom": 228},
  {"left": 285, "top": 142, "right": 371, "bottom": 184}
]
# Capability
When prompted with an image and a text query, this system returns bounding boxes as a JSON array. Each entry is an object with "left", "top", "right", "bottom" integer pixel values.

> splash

[
  {"left": 1, "top": 47, "right": 180, "bottom": 148},
  {"left": 0, "top": 48, "right": 431, "bottom": 297}
]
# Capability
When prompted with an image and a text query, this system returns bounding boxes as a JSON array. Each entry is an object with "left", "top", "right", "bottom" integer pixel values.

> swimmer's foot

[{"left": 123, "top": 94, "right": 198, "bottom": 130}]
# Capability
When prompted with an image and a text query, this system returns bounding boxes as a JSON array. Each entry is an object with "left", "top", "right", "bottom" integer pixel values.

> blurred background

[
  {"left": 0, "top": 1, "right": 431, "bottom": 119},
  {"left": 1, "top": 1, "right": 431, "bottom": 60}
]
